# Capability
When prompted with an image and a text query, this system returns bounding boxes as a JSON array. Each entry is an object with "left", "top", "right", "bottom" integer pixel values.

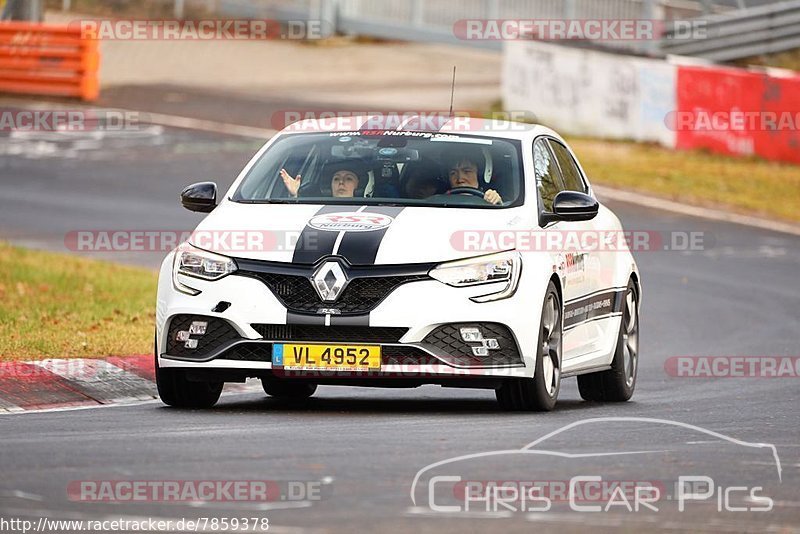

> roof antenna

[{"left": 448, "top": 66, "right": 456, "bottom": 117}]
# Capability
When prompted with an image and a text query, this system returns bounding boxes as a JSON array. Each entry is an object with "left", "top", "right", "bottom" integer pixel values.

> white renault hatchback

[{"left": 155, "top": 116, "right": 641, "bottom": 411}]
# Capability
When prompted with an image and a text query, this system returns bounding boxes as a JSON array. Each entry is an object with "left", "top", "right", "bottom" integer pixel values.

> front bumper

[{"left": 156, "top": 253, "right": 542, "bottom": 381}]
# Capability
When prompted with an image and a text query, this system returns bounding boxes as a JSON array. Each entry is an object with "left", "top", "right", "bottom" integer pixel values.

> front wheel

[
  {"left": 496, "top": 281, "right": 562, "bottom": 412},
  {"left": 577, "top": 279, "right": 639, "bottom": 402},
  {"left": 155, "top": 334, "right": 223, "bottom": 408},
  {"left": 156, "top": 367, "right": 224, "bottom": 408}
]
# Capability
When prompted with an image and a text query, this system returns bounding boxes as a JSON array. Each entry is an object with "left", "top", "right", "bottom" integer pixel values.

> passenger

[
  {"left": 402, "top": 161, "right": 446, "bottom": 199},
  {"left": 280, "top": 164, "right": 362, "bottom": 198}
]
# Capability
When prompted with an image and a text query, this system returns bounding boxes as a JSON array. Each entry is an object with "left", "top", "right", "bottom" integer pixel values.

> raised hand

[{"left": 280, "top": 168, "right": 302, "bottom": 197}]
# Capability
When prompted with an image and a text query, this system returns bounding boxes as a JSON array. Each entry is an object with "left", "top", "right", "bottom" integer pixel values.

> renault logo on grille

[{"left": 311, "top": 261, "right": 348, "bottom": 302}]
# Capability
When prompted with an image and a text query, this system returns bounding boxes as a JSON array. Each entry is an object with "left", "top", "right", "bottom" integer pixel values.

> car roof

[{"left": 277, "top": 114, "right": 561, "bottom": 142}]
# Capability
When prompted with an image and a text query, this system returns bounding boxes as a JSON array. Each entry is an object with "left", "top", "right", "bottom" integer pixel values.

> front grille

[
  {"left": 251, "top": 324, "right": 408, "bottom": 343},
  {"left": 239, "top": 272, "right": 428, "bottom": 315},
  {"left": 166, "top": 315, "right": 241, "bottom": 358},
  {"left": 422, "top": 323, "right": 523, "bottom": 367},
  {"left": 220, "top": 343, "right": 272, "bottom": 362}
]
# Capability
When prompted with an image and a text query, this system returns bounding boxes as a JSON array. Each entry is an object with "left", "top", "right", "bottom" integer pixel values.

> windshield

[{"left": 231, "top": 132, "right": 524, "bottom": 208}]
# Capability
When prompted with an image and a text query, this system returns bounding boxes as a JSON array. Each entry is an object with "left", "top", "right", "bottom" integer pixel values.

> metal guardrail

[
  {"left": 47, "top": 0, "right": 799, "bottom": 61},
  {"left": 215, "top": 0, "right": 747, "bottom": 53},
  {"left": 661, "top": 0, "right": 800, "bottom": 60}
]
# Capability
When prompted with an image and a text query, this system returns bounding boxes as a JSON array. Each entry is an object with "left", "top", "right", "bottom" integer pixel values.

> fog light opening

[
  {"left": 461, "top": 326, "right": 502, "bottom": 357},
  {"left": 460, "top": 327, "right": 483, "bottom": 342}
]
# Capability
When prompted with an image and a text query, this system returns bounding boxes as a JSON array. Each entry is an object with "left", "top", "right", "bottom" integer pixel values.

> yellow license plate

[{"left": 273, "top": 344, "right": 381, "bottom": 371}]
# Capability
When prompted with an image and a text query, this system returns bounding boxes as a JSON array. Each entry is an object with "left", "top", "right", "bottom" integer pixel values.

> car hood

[{"left": 189, "top": 202, "right": 528, "bottom": 265}]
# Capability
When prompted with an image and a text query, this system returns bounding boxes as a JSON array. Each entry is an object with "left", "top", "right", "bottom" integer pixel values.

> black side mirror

[
  {"left": 181, "top": 182, "right": 217, "bottom": 213},
  {"left": 552, "top": 191, "right": 599, "bottom": 221},
  {"left": 541, "top": 191, "right": 599, "bottom": 225}
]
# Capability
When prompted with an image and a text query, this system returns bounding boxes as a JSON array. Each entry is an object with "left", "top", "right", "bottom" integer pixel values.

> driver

[
  {"left": 444, "top": 149, "right": 502, "bottom": 205},
  {"left": 280, "top": 163, "right": 362, "bottom": 198}
]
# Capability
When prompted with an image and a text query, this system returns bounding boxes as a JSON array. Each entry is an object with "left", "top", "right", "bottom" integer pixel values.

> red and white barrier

[{"left": 503, "top": 40, "right": 800, "bottom": 165}]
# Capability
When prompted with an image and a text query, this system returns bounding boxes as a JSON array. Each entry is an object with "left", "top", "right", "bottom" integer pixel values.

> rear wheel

[
  {"left": 262, "top": 378, "right": 317, "bottom": 400},
  {"left": 155, "top": 333, "right": 223, "bottom": 408},
  {"left": 496, "top": 281, "right": 562, "bottom": 412},
  {"left": 577, "top": 279, "right": 639, "bottom": 402}
]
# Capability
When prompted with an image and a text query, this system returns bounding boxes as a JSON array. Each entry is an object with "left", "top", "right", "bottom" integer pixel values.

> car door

[
  {"left": 547, "top": 138, "right": 616, "bottom": 363},
  {"left": 532, "top": 137, "right": 594, "bottom": 360}
]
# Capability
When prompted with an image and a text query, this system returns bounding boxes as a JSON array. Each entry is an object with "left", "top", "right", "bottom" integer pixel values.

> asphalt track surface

[{"left": 1, "top": 107, "right": 799, "bottom": 533}]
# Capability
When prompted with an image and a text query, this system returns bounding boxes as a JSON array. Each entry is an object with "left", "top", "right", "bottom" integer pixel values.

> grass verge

[
  {"left": 565, "top": 137, "right": 800, "bottom": 223},
  {"left": 735, "top": 49, "right": 800, "bottom": 72},
  {"left": 0, "top": 242, "right": 156, "bottom": 361}
]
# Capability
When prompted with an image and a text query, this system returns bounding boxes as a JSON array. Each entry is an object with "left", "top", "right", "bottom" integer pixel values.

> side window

[
  {"left": 533, "top": 138, "right": 564, "bottom": 213},
  {"left": 548, "top": 140, "right": 587, "bottom": 193}
]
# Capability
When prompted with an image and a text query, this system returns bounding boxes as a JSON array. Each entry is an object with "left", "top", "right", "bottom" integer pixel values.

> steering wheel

[{"left": 448, "top": 187, "right": 485, "bottom": 199}]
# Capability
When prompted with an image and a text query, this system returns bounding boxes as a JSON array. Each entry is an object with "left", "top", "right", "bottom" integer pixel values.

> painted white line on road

[
  {"left": 0, "top": 398, "right": 161, "bottom": 415},
  {"left": 0, "top": 96, "right": 277, "bottom": 139},
  {"left": 0, "top": 386, "right": 267, "bottom": 416},
  {"left": 137, "top": 110, "right": 276, "bottom": 139},
  {"left": 593, "top": 185, "right": 800, "bottom": 237},
  {"left": 0, "top": 490, "right": 44, "bottom": 502},
  {"left": 0, "top": 402, "right": 24, "bottom": 413}
]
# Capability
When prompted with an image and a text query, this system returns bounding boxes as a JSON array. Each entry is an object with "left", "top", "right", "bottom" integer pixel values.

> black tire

[
  {"left": 262, "top": 378, "right": 317, "bottom": 400},
  {"left": 155, "top": 333, "right": 223, "bottom": 408},
  {"left": 577, "top": 279, "right": 639, "bottom": 402},
  {"left": 496, "top": 281, "right": 562, "bottom": 412}
]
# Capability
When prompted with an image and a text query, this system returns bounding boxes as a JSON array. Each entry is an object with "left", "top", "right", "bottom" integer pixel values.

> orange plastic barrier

[{"left": 0, "top": 22, "right": 99, "bottom": 101}]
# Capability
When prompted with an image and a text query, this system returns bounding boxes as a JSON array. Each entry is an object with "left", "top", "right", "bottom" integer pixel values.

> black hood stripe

[
  {"left": 334, "top": 206, "right": 404, "bottom": 265},
  {"left": 291, "top": 205, "right": 361, "bottom": 264}
]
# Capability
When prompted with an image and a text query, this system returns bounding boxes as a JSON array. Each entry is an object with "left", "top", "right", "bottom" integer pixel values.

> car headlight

[
  {"left": 172, "top": 244, "right": 237, "bottom": 295},
  {"left": 429, "top": 251, "right": 522, "bottom": 302}
]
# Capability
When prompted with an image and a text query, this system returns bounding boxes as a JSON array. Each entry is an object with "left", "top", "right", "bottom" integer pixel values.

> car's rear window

[{"left": 231, "top": 132, "right": 524, "bottom": 209}]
